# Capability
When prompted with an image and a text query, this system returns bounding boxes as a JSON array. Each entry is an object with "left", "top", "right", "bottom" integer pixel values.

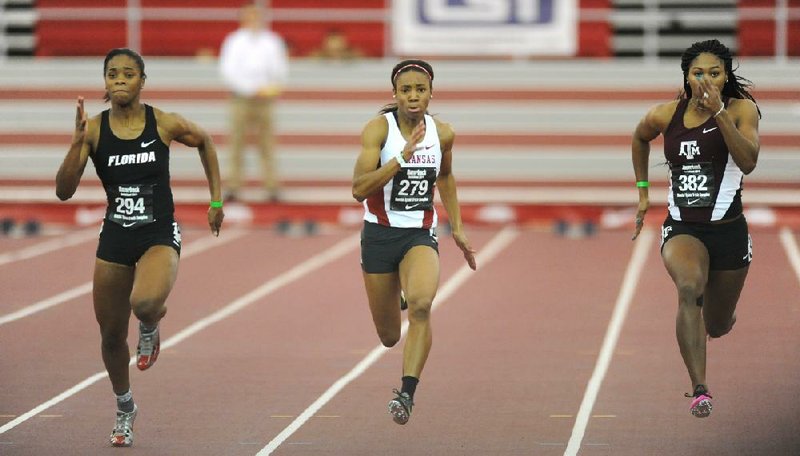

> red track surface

[{"left": 1, "top": 224, "right": 799, "bottom": 455}]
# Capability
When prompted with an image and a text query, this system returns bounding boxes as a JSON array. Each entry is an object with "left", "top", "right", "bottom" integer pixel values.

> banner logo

[
  {"left": 393, "top": 0, "right": 577, "bottom": 56},
  {"left": 418, "top": 0, "right": 553, "bottom": 25}
]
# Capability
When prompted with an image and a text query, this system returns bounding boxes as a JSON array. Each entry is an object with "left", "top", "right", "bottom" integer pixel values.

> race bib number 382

[
  {"left": 390, "top": 167, "right": 436, "bottom": 211},
  {"left": 671, "top": 162, "right": 715, "bottom": 208},
  {"left": 105, "top": 184, "right": 155, "bottom": 228}
]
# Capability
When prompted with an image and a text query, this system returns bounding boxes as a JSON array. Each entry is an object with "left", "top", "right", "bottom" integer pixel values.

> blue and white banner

[{"left": 392, "top": 0, "right": 577, "bottom": 57}]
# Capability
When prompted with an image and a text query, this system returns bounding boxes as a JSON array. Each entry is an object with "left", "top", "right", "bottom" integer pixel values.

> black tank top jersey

[
  {"left": 92, "top": 105, "right": 174, "bottom": 227},
  {"left": 663, "top": 97, "right": 743, "bottom": 222}
]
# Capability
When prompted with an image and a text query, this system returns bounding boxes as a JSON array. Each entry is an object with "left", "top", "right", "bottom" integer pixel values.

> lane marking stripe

[
  {"left": 257, "top": 227, "right": 519, "bottom": 455},
  {"left": 0, "top": 229, "right": 248, "bottom": 327},
  {"left": 779, "top": 227, "right": 800, "bottom": 286},
  {"left": 0, "top": 227, "right": 98, "bottom": 267},
  {"left": 0, "top": 232, "right": 359, "bottom": 435},
  {"left": 563, "top": 229, "right": 654, "bottom": 456}
]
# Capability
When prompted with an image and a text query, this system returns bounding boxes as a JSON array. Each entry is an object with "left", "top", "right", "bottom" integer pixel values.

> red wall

[
  {"left": 578, "top": 0, "right": 612, "bottom": 57},
  {"left": 36, "top": 1, "right": 610, "bottom": 58},
  {"left": 738, "top": 0, "right": 800, "bottom": 56}
]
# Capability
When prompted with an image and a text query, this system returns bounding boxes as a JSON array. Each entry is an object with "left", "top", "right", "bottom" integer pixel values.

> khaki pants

[{"left": 226, "top": 95, "right": 278, "bottom": 194}]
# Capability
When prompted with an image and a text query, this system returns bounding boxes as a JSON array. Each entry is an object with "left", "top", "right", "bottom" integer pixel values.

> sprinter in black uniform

[
  {"left": 631, "top": 39, "right": 760, "bottom": 418},
  {"left": 55, "top": 48, "right": 224, "bottom": 447}
]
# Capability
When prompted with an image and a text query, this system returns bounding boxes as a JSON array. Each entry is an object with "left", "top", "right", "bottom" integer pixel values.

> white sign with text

[{"left": 392, "top": 0, "right": 578, "bottom": 56}]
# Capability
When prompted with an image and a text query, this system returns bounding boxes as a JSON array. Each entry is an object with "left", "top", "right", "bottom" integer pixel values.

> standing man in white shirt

[{"left": 219, "top": 2, "right": 288, "bottom": 202}]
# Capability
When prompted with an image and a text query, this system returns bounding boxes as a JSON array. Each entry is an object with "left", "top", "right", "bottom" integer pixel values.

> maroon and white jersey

[
  {"left": 663, "top": 97, "right": 743, "bottom": 222},
  {"left": 363, "top": 113, "right": 441, "bottom": 228}
]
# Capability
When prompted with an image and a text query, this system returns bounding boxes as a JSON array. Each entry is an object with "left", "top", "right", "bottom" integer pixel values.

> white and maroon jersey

[
  {"left": 363, "top": 113, "right": 441, "bottom": 228},
  {"left": 663, "top": 97, "right": 743, "bottom": 222}
]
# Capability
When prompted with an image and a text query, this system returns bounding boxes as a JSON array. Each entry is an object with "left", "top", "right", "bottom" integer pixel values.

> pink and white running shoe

[{"left": 687, "top": 385, "right": 713, "bottom": 418}]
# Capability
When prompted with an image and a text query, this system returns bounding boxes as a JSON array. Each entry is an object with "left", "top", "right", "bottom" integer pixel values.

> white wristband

[
  {"left": 395, "top": 153, "right": 406, "bottom": 165},
  {"left": 713, "top": 105, "right": 725, "bottom": 118}
]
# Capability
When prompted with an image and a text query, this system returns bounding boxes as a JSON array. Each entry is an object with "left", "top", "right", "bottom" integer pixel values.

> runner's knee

[
  {"left": 130, "top": 295, "right": 166, "bottom": 323},
  {"left": 407, "top": 297, "right": 433, "bottom": 323},
  {"left": 706, "top": 318, "right": 735, "bottom": 338},
  {"left": 377, "top": 328, "right": 400, "bottom": 347},
  {"left": 99, "top": 326, "right": 128, "bottom": 352},
  {"left": 676, "top": 280, "right": 704, "bottom": 307}
]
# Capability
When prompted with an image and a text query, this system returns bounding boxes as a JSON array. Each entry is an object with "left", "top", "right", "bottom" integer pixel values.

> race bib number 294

[{"left": 106, "top": 184, "right": 155, "bottom": 228}]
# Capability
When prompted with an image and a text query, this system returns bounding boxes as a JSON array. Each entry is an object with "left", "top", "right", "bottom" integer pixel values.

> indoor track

[{"left": 1, "top": 222, "right": 799, "bottom": 455}]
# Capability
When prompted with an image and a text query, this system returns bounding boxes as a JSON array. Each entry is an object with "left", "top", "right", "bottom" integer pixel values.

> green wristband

[
  {"left": 636, "top": 181, "right": 650, "bottom": 188},
  {"left": 210, "top": 200, "right": 223, "bottom": 208}
]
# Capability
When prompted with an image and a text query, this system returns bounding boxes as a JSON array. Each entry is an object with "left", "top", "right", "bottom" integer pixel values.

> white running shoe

[{"left": 110, "top": 405, "right": 137, "bottom": 447}]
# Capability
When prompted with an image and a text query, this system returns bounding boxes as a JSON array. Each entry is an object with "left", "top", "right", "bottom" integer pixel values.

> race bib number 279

[{"left": 390, "top": 167, "right": 436, "bottom": 211}]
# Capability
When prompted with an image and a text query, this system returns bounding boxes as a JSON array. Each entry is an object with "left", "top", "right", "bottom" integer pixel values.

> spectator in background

[
  {"left": 219, "top": 2, "right": 288, "bottom": 202},
  {"left": 310, "top": 29, "right": 363, "bottom": 61}
]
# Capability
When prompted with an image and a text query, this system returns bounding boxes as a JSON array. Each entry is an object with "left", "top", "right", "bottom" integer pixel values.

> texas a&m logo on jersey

[{"left": 679, "top": 140, "right": 701, "bottom": 160}]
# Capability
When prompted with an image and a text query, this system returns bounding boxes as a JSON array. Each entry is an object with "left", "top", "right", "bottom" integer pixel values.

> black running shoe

[{"left": 388, "top": 389, "right": 413, "bottom": 425}]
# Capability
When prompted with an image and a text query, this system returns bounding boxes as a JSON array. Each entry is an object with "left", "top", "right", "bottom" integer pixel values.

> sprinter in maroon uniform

[
  {"left": 56, "top": 48, "right": 224, "bottom": 446},
  {"left": 631, "top": 39, "right": 760, "bottom": 418}
]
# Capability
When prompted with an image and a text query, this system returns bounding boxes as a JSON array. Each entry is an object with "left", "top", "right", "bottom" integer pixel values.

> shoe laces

[
  {"left": 137, "top": 327, "right": 158, "bottom": 354},
  {"left": 685, "top": 385, "right": 712, "bottom": 399},
  {"left": 113, "top": 409, "right": 136, "bottom": 434},
  {"left": 391, "top": 389, "right": 413, "bottom": 409}
]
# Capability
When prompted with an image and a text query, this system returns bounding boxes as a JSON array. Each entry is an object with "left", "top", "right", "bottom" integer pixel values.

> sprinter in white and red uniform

[
  {"left": 352, "top": 59, "right": 476, "bottom": 425},
  {"left": 631, "top": 40, "right": 760, "bottom": 419},
  {"left": 56, "top": 48, "right": 224, "bottom": 447}
]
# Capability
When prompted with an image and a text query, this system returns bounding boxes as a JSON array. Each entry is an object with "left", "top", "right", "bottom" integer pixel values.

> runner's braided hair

[
  {"left": 379, "top": 59, "right": 434, "bottom": 115},
  {"left": 103, "top": 48, "right": 146, "bottom": 102},
  {"left": 679, "top": 39, "right": 761, "bottom": 118}
]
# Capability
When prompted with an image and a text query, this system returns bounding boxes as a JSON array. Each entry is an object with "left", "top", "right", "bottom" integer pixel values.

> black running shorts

[
  {"left": 360, "top": 221, "right": 439, "bottom": 274},
  {"left": 97, "top": 218, "right": 182, "bottom": 267},
  {"left": 660, "top": 215, "right": 752, "bottom": 270}
]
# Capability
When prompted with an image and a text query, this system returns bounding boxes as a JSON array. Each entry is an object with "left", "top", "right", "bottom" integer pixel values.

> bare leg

[
  {"left": 662, "top": 235, "right": 710, "bottom": 390},
  {"left": 93, "top": 259, "right": 135, "bottom": 395},
  {"left": 130, "top": 245, "right": 179, "bottom": 326},
  {"left": 362, "top": 271, "right": 402, "bottom": 348},
  {"left": 398, "top": 246, "right": 440, "bottom": 378},
  {"left": 703, "top": 267, "right": 748, "bottom": 338}
]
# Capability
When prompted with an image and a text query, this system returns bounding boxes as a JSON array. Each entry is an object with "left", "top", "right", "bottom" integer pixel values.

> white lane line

[
  {"left": 0, "top": 227, "right": 98, "bottom": 267},
  {"left": 0, "top": 232, "right": 360, "bottom": 435},
  {"left": 0, "top": 229, "right": 248, "bottom": 327},
  {"left": 257, "top": 226, "right": 519, "bottom": 455},
  {"left": 563, "top": 229, "right": 654, "bottom": 456},
  {"left": 779, "top": 227, "right": 800, "bottom": 285}
]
